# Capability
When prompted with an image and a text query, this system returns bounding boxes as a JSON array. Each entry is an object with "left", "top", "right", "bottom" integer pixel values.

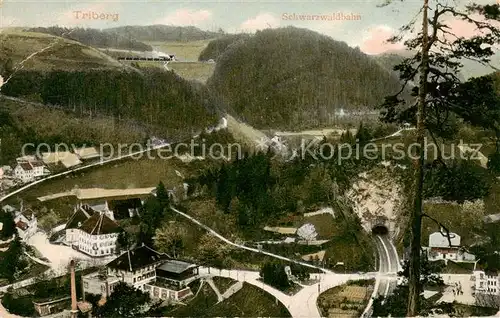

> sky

[{"left": 0, "top": 0, "right": 498, "bottom": 57}]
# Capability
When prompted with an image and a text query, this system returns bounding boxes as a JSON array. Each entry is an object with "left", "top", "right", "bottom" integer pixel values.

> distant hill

[
  {"left": 198, "top": 34, "right": 250, "bottom": 61},
  {"left": 26, "top": 26, "right": 153, "bottom": 51},
  {"left": 372, "top": 52, "right": 407, "bottom": 75},
  {"left": 208, "top": 27, "right": 403, "bottom": 130},
  {"left": 372, "top": 50, "right": 499, "bottom": 81},
  {"left": 0, "top": 29, "right": 124, "bottom": 72},
  {"left": 104, "top": 25, "right": 222, "bottom": 42}
]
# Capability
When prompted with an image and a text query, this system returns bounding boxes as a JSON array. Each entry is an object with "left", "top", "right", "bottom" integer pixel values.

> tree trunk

[{"left": 407, "top": 0, "right": 430, "bottom": 315}]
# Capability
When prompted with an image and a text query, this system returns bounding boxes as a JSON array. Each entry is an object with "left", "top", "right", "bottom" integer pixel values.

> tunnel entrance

[{"left": 372, "top": 225, "right": 389, "bottom": 235}]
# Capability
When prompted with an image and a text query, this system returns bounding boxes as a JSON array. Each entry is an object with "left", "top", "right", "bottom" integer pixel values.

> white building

[
  {"left": 104, "top": 245, "right": 167, "bottom": 291},
  {"left": 474, "top": 270, "right": 500, "bottom": 295},
  {"left": 14, "top": 162, "right": 35, "bottom": 183},
  {"left": 427, "top": 231, "right": 475, "bottom": 262},
  {"left": 473, "top": 270, "right": 500, "bottom": 308},
  {"left": 144, "top": 260, "right": 198, "bottom": 301},
  {"left": 13, "top": 160, "right": 46, "bottom": 183},
  {"left": 65, "top": 205, "right": 121, "bottom": 257},
  {"left": 14, "top": 209, "right": 37, "bottom": 240},
  {"left": 82, "top": 246, "right": 198, "bottom": 303}
]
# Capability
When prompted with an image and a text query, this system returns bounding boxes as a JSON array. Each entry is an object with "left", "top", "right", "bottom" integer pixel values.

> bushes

[
  {"left": 2, "top": 293, "right": 36, "bottom": 317},
  {"left": 259, "top": 261, "right": 291, "bottom": 291},
  {"left": 423, "top": 159, "right": 492, "bottom": 202},
  {"left": 487, "top": 151, "right": 500, "bottom": 173}
]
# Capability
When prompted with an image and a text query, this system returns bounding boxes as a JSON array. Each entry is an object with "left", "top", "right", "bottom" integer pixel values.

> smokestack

[{"left": 70, "top": 260, "right": 78, "bottom": 318}]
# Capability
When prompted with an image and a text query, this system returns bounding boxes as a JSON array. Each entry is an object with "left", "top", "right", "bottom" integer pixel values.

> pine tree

[{"left": 0, "top": 211, "right": 16, "bottom": 240}]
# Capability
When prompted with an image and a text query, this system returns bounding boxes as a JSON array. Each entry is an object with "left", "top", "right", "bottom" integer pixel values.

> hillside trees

[
  {"left": 96, "top": 282, "right": 150, "bottom": 317},
  {"left": 198, "top": 34, "right": 251, "bottom": 61},
  {"left": 104, "top": 25, "right": 222, "bottom": 42},
  {"left": 259, "top": 261, "right": 290, "bottom": 290},
  {"left": 0, "top": 210, "right": 16, "bottom": 239},
  {"left": 208, "top": 27, "right": 403, "bottom": 130},
  {"left": 1, "top": 69, "right": 218, "bottom": 139},
  {"left": 378, "top": 1, "right": 500, "bottom": 315},
  {"left": 28, "top": 26, "right": 152, "bottom": 51},
  {"left": 153, "top": 223, "right": 188, "bottom": 258},
  {"left": 138, "top": 182, "right": 173, "bottom": 245},
  {"left": 0, "top": 237, "right": 27, "bottom": 283}
]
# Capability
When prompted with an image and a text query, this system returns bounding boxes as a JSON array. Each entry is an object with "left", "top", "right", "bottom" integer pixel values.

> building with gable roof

[
  {"left": 426, "top": 231, "right": 475, "bottom": 262},
  {"left": 14, "top": 208, "right": 38, "bottom": 240},
  {"left": 82, "top": 245, "right": 168, "bottom": 297},
  {"left": 64, "top": 204, "right": 121, "bottom": 257},
  {"left": 82, "top": 245, "right": 198, "bottom": 302}
]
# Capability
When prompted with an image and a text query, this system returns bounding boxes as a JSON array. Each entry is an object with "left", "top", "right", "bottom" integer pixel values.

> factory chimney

[{"left": 70, "top": 259, "right": 78, "bottom": 318}]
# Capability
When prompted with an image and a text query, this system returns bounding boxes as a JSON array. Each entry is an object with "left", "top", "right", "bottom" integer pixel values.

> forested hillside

[
  {"left": 104, "top": 25, "right": 222, "bottom": 42},
  {"left": 27, "top": 27, "right": 153, "bottom": 51},
  {"left": 373, "top": 53, "right": 406, "bottom": 75},
  {"left": 198, "top": 34, "right": 250, "bottom": 61},
  {"left": 0, "top": 97, "right": 147, "bottom": 165},
  {"left": 1, "top": 69, "right": 219, "bottom": 139},
  {"left": 207, "top": 27, "right": 403, "bottom": 130}
]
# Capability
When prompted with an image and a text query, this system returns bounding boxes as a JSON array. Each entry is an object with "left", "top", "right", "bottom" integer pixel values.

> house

[
  {"left": 13, "top": 160, "right": 46, "bottom": 183},
  {"left": 14, "top": 162, "right": 35, "bottom": 183},
  {"left": 473, "top": 270, "right": 500, "bottom": 308},
  {"left": 104, "top": 245, "right": 167, "bottom": 291},
  {"left": 14, "top": 209, "right": 38, "bottom": 240},
  {"left": 474, "top": 270, "right": 500, "bottom": 295},
  {"left": 30, "top": 161, "right": 46, "bottom": 177},
  {"left": 144, "top": 260, "right": 199, "bottom": 302},
  {"left": 82, "top": 270, "right": 121, "bottom": 298},
  {"left": 426, "top": 231, "right": 475, "bottom": 262},
  {"left": 83, "top": 246, "right": 198, "bottom": 303},
  {"left": 65, "top": 205, "right": 121, "bottom": 257}
]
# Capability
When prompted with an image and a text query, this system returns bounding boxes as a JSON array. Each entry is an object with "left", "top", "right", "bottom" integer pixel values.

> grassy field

[
  {"left": 7, "top": 155, "right": 213, "bottom": 225},
  {"left": 146, "top": 40, "right": 214, "bottom": 61},
  {"left": 208, "top": 282, "right": 291, "bottom": 317},
  {"left": 154, "top": 280, "right": 290, "bottom": 317},
  {"left": 317, "top": 279, "right": 374, "bottom": 318},
  {"left": 212, "top": 276, "right": 236, "bottom": 294},
  {"left": 0, "top": 29, "right": 123, "bottom": 71},
  {"left": 133, "top": 61, "right": 215, "bottom": 83},
  {"left": 168, "top": 62, "right": 215, "bottom": 83}
]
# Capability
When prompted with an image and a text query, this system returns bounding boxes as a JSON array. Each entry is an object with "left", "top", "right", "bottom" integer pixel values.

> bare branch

[{"left": 421, "top": 213, "right": 453, "bottom": 247}]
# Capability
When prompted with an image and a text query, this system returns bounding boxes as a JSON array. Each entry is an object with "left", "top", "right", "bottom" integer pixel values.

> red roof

[
  {"left": 16, "top": 220, "right": 28, "bottom": 230},
  {"left": 430, "top": 247, "right": 459, "bottom": 254}
]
